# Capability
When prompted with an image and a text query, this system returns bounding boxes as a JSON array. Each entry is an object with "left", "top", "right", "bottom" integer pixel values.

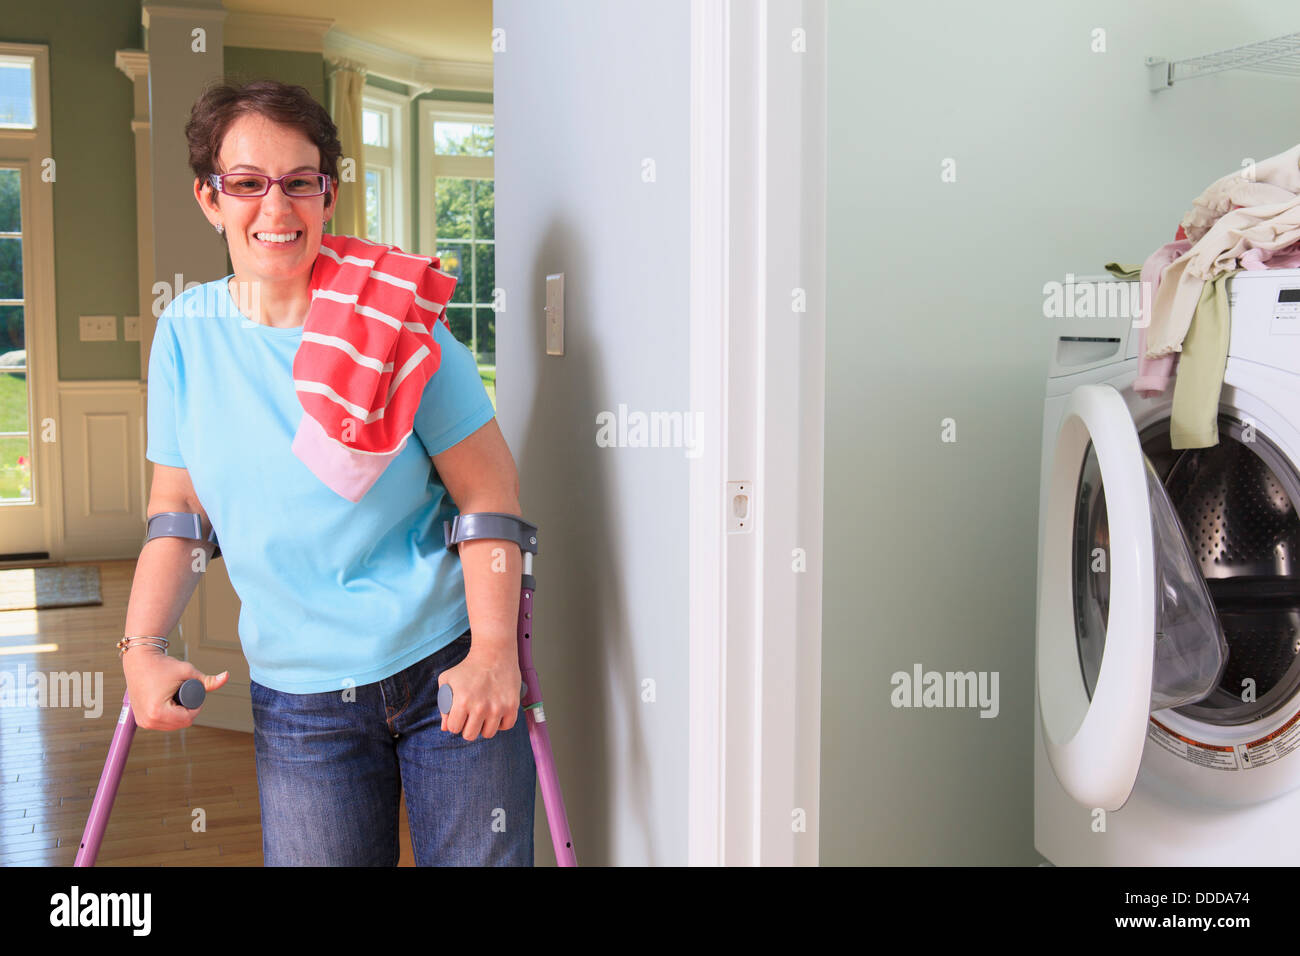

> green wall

[{"left": 224, "top": 46, "right": 326, "bottom": 109}]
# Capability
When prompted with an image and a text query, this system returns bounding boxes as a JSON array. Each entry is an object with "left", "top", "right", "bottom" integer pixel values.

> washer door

[{"left": 1037, "top": 384, "right": 1227, "bottom": 810}]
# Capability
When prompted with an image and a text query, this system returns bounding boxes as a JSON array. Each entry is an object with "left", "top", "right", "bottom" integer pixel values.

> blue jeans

[{"left": 250, "top": 629, "right": 536, "bottom": 866}]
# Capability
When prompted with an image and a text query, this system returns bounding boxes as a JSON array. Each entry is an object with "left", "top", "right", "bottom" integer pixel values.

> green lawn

[{"left": 0, "top": 371, "right": 30, "bottom": 500}]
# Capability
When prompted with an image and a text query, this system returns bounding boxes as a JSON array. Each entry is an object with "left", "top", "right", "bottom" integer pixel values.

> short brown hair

[{"left": 185, "top": 78, "right": 341, "bottom": 215}]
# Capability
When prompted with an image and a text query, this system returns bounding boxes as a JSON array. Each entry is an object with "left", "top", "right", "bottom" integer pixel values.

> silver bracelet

[{"left": 118, "top": 636, "right": 169, "bottom": 656}]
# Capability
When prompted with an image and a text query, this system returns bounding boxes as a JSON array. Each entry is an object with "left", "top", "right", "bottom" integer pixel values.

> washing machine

[{"left": 1035, "top": 269, "right": 1300, "bottom": 865}]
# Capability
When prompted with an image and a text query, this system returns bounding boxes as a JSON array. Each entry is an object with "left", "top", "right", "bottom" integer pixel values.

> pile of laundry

[{"left": 1105, "top": 143, "right": 1300, "bottom": 449}]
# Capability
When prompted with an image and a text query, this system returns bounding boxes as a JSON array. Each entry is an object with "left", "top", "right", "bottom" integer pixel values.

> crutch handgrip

[{"left": 173, "top": 678, "right": 206, "bottom": 710}]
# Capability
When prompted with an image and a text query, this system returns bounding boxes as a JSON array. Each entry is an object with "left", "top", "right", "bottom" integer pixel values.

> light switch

[
  {"left": 545, "top": 273, "right": 564, "bottom": 355},
  {"left": 124, "top": 315, "right": 141, "bottom": 342},
  {"left": 79, "top": 315, "right": 116, "bottom": 342}
]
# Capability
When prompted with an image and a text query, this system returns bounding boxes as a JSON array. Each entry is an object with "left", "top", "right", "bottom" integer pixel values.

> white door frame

[{"left": 688, "top": 0, "right": 826, "bottom": 866}]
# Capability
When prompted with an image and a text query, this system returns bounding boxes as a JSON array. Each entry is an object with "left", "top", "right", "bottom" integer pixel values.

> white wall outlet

[
  {"left": 124, "top": 315, "right": 140, "bottom": 342},
  {"left": 79, "top": 315, "right": 116, "bottom": 342},
  {"left": 545, "top": 272, "right": 564, "bottom": 355},
  {"left": 726, "top": 480, "right": 754, "bottom": 533}
]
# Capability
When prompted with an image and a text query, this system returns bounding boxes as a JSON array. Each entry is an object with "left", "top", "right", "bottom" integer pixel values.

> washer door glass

[
  {"left": 1140, "top": 417, "right": 1300, "bottom": 725},
  {"left": 1072, "top": 442, "right": 1228, "bottom": 711}
]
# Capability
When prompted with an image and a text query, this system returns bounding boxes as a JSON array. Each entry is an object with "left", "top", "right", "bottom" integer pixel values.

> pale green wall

[{"left": 824, "top": 0, "right": 1300, "bottom": 863}]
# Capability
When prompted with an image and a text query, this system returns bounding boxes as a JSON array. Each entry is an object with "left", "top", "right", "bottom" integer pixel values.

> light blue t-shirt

[{"left": 145, "top": 275, "right": 497, "bottom": 694}]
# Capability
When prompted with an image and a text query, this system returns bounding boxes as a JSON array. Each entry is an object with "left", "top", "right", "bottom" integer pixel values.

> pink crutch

[
  {"left": 442, "top": 512, "right": 577, "bottom": 866},
  {"left": 75, "top": 679, "right": 206, "bottom": 866}
]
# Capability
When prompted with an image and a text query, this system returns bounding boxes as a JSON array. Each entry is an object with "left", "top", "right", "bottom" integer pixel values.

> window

[
  {"left": 0, "top": 55, "right": 35, "bottom": 129},
  {"left": 419, "top": 103, "right": 494, "bottom": 377},
  {"left": 360, "top": 87, "right": 405, "bottom": 247}
]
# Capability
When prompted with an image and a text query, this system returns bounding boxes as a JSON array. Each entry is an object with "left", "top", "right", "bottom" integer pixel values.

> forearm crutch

[
  {"left": 75, "top": 511, "right": 216, "bottom": 867},
  {"left": 74, "top": 679, "right": 206, "bottom": 867},
  {"left": 442, "top": 512, "right": 577, "bottom": 867}
]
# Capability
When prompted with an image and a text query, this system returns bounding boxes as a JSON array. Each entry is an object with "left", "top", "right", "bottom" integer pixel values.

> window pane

[
  {"left": 0, "top": 168, "right": 20, "bottom": 231},
  {"left": 434, "top": 121, "right": 493, "bottom": 157},
  {"left": 0, "top": 313, "right": 30, "bottom": 503},
  {"left": 0, "top": 236, "right": 21, "bottom": 299},
  {"left": 365, "top": 169, "right": 380, "bottom": 241},
  {"left": 439, "top": 243, "right": 470, "bottom": 305},
  {"left": 0, "top": 58, "right": 35, "bottom": 130},
  {"left": 473, "top": 178, "right": 494, "bottom": 239},
  {"left": 0, "top": 435, "right": 32, "bottom": 502},
  {"left": 444, "top": 305, "right": 473, "bottom": 345},
  {"left": 362, "top": 109, "right": 385, "bottom": 147},
  {"left": 0, "top": 318, "right": 27, "bottom": 433},
  {"left": 435, "top": 177, "right": 472, "bottom": 239},
  {"left": 476, "top": 307, "right": 495, "bottom": 366},
  {"left": 0, "top": 304, "right": 23, "bottom": 354},
  {"left": 475, "top": 241, "right": 495, "bottom": 308}
]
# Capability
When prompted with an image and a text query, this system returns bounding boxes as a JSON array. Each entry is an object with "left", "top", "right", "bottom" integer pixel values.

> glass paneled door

[{"left": 0, "top": 162, "right": 49, "bottom": 558}]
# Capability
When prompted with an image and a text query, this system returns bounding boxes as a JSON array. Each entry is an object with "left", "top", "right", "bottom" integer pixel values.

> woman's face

[{"left": 195, "top": 111, "right": 338, "bottom": 286}]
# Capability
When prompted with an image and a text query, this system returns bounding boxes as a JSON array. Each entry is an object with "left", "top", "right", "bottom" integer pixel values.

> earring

[{"left": 215, "top": 223, "right": 224, "bottom": 235}]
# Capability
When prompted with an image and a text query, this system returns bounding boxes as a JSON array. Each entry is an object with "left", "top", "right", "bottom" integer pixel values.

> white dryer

[{"left": 1035, "top": 269, "right": 1300, "bottom": 865}]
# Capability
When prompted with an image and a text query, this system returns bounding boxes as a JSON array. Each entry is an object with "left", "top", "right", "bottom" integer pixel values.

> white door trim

[{"left": 688, "top": 0, "right": 826, "bottom": 866}]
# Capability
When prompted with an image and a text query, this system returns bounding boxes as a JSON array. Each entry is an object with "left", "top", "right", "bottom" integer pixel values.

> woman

[{"left": 120, "top": 80, "right": 536, "bottom": 866}]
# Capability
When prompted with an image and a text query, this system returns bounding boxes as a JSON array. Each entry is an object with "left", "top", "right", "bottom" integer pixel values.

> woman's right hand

[{"left": 121, "top": 646, "right": 229, "bottom": 730}]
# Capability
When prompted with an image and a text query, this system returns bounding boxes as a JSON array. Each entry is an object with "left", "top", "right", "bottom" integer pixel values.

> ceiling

[{"left": 220, "top": 0, "right": 493, "bottom": 65}]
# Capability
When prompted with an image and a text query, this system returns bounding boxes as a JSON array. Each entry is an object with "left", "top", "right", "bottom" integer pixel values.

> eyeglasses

[{"left": 208, "top": 172, "right": 332, "bottom": 198}]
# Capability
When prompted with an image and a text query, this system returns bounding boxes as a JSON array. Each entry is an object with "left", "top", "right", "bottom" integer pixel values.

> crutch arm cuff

[
  {"left": 443, "top": 512, "right": 539, "bottom": 555},
  {"left": 144, "top": 511, "right": 222, "bottom": 561}
]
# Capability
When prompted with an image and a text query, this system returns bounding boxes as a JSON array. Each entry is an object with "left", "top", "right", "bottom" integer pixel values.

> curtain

[{"left": 326, "top": 58, "right": 368, "bottom": 238}]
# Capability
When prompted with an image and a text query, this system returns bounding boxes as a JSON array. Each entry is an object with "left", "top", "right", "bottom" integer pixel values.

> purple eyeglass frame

[{"left": 207, "top": 171, "right": 332, "bottom": 198}]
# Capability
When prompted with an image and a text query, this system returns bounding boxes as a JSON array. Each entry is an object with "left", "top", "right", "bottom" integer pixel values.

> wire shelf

[{"left": 1148, "top": 31, "right": 1300, "bottom": 91}]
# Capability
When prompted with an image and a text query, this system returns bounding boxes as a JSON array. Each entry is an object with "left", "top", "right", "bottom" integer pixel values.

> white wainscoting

[{"left": 57, "top": 380, "right": 150, "bottom": 560}]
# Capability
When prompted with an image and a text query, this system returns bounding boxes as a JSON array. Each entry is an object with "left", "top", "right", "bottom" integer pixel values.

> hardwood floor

[{"left": 0, "top": 558, "right": 417, "bottom": 867}]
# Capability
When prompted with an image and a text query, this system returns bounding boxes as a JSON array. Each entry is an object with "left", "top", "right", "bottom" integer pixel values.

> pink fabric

[
  {"left": 1240, "top": 240, "right": 1300, "bottom": 270},
  {"left": 289, "top": 233, "right": 458, "bottom": 502},
  {"left": 1134, "top": 238, "right": 1192, "bottom": 397}
]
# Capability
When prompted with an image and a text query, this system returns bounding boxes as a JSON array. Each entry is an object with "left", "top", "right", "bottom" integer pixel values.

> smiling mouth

[{"left": 253, "top": 230, "right": 304, "bottom": 247}]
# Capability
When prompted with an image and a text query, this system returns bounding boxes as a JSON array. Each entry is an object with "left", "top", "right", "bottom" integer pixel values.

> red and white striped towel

[{"left": 290, "top": 233, "right": 459, "bottom": 502}]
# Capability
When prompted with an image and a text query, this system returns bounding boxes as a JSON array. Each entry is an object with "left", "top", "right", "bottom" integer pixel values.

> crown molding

[
  {"left": 141, "top": 4, "right": 229, "bottom": 30},
  {"left": 115, "top": 49, "right": 149, "bottom": 81},
  {"left": 324, "top": 29, "right": 492, "bottom": 92},
  {"left": 224, "top": 11, "right": 334, "bottom": 53}
]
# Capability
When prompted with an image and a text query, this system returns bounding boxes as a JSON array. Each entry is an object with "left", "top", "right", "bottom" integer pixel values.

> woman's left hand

[{"left": 438, "top": 642, "right": 522, "bottom": 741}]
